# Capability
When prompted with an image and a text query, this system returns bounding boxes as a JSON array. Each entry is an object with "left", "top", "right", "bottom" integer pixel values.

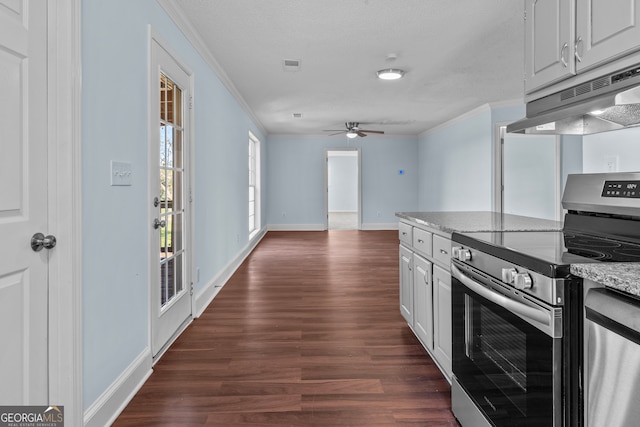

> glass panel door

[{"left": 159, "top": 73, "right": 185, "bottom": 308}]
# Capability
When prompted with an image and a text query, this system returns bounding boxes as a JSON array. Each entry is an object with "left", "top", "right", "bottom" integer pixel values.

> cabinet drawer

[
  {"left": 412, "top": 228, "right": 433, "bottom": 256},
  {"left": 433, "top": 235, "right": 452, "bottom": 267},
  {"left": 398, "top": 222, "right": 413, "bottom": 246}
]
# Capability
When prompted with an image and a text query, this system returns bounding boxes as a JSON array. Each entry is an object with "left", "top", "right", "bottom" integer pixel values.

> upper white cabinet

[
  {"left": 576, "top": 0, "right": 640, "bottom": 72},
  {"left": 525, "top": 0, "right": 575, "bottom": 94},
  {"left": 525, "top": 0, "right": 640, "bottom": 94}
]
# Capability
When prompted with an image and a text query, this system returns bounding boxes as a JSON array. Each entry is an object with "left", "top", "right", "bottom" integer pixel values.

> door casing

[{"left": 47, "top": 0, "right": 83, "bottom": 425}]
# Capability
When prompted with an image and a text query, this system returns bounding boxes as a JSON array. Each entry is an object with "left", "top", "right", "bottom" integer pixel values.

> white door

[
  {"left": 0, "top": 1, "right": 49, "bottom": 403},
  {"left": 150, "top": 39, "right": 192, "bottom": 358}
]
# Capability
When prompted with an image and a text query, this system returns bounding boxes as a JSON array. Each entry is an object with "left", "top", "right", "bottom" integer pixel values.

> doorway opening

[
  {"left": 494, "top": 125, "right": 562, "bottom": 221},
  {"left": 325, "top": 149, "right": 361, "bottom": 230}
]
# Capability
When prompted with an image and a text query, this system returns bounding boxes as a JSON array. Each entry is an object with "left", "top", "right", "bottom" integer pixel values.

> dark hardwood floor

[{"left": 114, "top": 231, "right": 460, "bottom": 426}]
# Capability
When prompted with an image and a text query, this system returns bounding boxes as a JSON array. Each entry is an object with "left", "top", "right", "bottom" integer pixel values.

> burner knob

[
  {"left": 514, "top": 272, "right": 533, "bottom": 290},
  {"left": 455, "top": 248, "right": 471, "bottom": 261},
  {"left": 501, "top": 268, "right": 517, "bottom": 283}
]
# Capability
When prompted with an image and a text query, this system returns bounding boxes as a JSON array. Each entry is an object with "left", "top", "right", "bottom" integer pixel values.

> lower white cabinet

[
  {"left": 413, "top": 254, "right": 433, "bottom": 349},
  {"left": 398, "top": 220, "right": 453, "bottom": 381},
  {"left": 433, "top": 264, "right": 452, "bottom": 379},
  {"left": 399, "top": 244, "right": 413, "bottom": 325}
]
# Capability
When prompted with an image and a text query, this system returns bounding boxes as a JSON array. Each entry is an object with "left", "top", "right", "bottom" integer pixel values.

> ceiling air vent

[
  {"left": 282, "top": 59, "right": 301, "bottom": 72},
  {"left": 292, "top": 113, "right": 303, "bottom": 118}
]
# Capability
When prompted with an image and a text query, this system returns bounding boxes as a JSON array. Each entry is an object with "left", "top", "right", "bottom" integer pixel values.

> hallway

[{"left": 114, "top": 231, "right": 458, "bottom": 426}]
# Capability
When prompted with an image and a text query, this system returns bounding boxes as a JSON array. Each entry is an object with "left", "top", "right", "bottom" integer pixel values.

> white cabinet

[
  {"left": 433, "top": 264, "right": 452, "bottom": 379},
  {"left": 524, "top": 0, "right": 575, "bottom": 93},
  {"left": 413, "top": 254, "right": 433, "bottom": 349},
  {"left": 575, "top": 0, "right": 640, "bottom": 72},
  {"left": 525, "top": 0, "right": 640, "bottom": 94},
  {"left": 399, "top": 244, "right": 413, "bottom": 325},
  {"left": 398, "top": 220, "right": 452, "bottom": 381}
]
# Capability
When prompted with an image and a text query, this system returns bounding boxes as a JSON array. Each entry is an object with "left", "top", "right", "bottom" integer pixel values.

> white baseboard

[
  {"left": 267, "top": 224, "right": 326, "bottom": 231},
  {"left": 194, "top": 226, "right": 267, "bottom": 317},
  {"left": 361, "top": 222, "right": 398, "bottom": 230},
  {"left": 267, "top": 223, "right": 397, "bottom": 231},
  {"left": 83, "top": 348, "right": 152, "bottom": 427}
]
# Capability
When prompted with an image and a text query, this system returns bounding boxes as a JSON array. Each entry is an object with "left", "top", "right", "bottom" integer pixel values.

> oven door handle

[{"left": 451, "top": 263, "right": 558, "bottom": 337}]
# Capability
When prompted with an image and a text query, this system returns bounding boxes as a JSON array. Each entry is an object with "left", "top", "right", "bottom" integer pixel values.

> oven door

[{"left": 451, "top": 261, "right": 563, "bottom": 427}]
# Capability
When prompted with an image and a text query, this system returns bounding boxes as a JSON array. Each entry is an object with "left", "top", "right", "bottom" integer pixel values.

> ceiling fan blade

[
  {"left": 327, "top": 131, "right": 346, "bottom": 136},
  {"left": 357, "top": 131, "right": 367, "bottom": 137},
  {"left": 359, "top": 129, "right": 384, "bottom": 134}
]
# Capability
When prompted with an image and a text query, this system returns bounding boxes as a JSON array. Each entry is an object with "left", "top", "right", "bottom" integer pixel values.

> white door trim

[
  {"left": 47, "top": 0, "right": 83, "bottom": 425},
  {"left": 324, "top": 148, "right": 362, "bottom": 230}
]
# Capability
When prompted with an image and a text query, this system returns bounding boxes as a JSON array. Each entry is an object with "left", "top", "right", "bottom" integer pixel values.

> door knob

[
  {"left": 31, "top": 232, "right": 57, "bottom": 252},
  {"left": 153, "top": 218, "right": 166, "bottom": 229}
]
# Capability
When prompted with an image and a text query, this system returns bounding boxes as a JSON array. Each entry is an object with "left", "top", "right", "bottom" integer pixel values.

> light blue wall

[
  {"left": 582, "top": 127, "right": 640, "bottom": 172},
  {"left": 82, "top": 0, "right": 265, "bottom": 410},
  {"left": 418, "top": 107, "right": 493, "bottom": 211},
  {"left": 417, "top": 104, "right": 526, "bottom": 211},
  {"left": 266, "top": 136, "right": 418, "bottom": 227}
]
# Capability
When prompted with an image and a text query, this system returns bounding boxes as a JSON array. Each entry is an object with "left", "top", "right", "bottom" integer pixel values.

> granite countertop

[
  {"left": 571, "top": 264, "right": 640, "bottom": 298},
  {"left": 396, "top": 211, "right": 564, "bottom": 234}
]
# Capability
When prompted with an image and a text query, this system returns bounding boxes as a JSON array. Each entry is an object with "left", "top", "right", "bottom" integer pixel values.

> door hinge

[
  {"left": 190, "top": 282, "right": 194, "bottom": 296},
  {"left": 189, "top": 96, "right": 193, "bottom": 110}
]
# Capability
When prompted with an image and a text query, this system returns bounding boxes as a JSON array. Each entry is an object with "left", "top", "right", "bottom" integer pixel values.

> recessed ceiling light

[{"left": 377, "top": 68, "right": 405, "bottom": 80}]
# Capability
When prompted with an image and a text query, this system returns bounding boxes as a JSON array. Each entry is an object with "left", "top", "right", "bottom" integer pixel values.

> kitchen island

[{"left": 396, "top": 211, "right": 563, "bottom": 380}]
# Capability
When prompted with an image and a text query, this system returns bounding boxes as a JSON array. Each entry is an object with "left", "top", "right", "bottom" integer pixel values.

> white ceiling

[{"left": 171, "top": 0, "right": 525, "bottom": 136}]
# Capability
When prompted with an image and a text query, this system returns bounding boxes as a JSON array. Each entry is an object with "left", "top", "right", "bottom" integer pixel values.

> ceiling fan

[{"left": 324, "top": 122, "right": 385, "bottom": 138}]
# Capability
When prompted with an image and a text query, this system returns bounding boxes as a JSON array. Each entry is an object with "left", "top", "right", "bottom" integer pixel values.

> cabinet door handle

[
  {"left": 417, "top": 239, "right": 424, "bottom": 243},
  {"left": 560, "top": 43, "right": 568, "bottom": 67},
  {"left": 575, "top": 37, "right": 583, "bottom": 63},
  {"left": 440, "top": 249, "right": 448, "bottom": 254},
  {"left": 402, "top": 232, "right": 407, "bottom": 236}
]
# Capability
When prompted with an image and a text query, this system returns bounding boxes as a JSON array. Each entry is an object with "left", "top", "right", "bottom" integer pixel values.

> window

[{"left": 248, "top": 132, "right": 260, "bottom": 236}]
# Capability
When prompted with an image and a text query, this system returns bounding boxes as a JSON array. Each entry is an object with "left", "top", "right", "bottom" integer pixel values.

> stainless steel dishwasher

[{"left": 584, "top": 288, "right": 640, "bottom": 427}]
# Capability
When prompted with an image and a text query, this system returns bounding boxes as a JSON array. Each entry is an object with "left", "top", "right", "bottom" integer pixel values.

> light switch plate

[{"left": 111, "top": 161, "right": 132, "bottom": 186}]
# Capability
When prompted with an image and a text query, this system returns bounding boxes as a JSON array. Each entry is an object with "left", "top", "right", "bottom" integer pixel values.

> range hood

[{"left": 507, "top": 64, "right": 640, "bottom": 135}]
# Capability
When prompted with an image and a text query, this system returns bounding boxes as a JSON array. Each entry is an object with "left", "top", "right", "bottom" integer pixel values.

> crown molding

[{"left": 156, "top": 0, "right": 268, "bottom": 136}]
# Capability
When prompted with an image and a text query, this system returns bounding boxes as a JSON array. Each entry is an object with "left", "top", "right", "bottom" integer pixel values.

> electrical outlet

[{"left": 605, "top": 156, "right": 619, "bottom": 172}]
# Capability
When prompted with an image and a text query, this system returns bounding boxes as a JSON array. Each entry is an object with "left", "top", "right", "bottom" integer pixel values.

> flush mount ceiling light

[{"left": 377, "top": 68, "right": 405, "bottom": 80}]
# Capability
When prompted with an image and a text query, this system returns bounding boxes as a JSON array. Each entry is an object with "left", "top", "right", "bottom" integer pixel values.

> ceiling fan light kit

[
  {"left": 376, "top": 68, "right": 405, "bottom": 80},
  {"left": 323, "top": 122, "right": 385, "bottom": 138}
]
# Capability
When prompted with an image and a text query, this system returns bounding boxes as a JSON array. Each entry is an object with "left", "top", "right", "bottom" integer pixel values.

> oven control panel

[{"left": 602, "top": 180, "right": 640, "bottom": 198}]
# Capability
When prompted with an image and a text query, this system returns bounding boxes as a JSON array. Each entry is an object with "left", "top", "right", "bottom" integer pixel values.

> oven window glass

[
  {"left": 470, "top": 302, "right": 529, "bottom": 413},
  {"left": 453, "top": 279, "right": 559, "bottom": 426}
]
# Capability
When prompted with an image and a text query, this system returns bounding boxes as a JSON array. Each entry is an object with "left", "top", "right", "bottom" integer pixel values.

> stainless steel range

[{"left": 449, "top": 172, "right": 640, "bottom": 427}]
